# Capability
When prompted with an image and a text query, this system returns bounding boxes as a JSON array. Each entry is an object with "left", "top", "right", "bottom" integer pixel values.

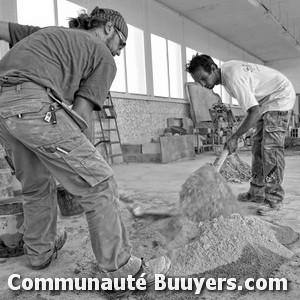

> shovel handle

[{"left": 213, "top": 149, "right": 229, "bottom": 172}]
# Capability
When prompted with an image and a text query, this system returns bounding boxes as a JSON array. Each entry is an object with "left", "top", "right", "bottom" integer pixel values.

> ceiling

[{"left": 155, "top": 0, "right": 300, "bottom": 63}]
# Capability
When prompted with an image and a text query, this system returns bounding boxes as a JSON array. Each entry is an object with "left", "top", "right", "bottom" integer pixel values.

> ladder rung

[
  {"left": 103, "top": 116, "right": 116, "bottom": 119},
  {"left": 103, "top": 129, "right": 117, "bottom": 131},
  {"left": 109, "top": 141, "right": 120, "bottom": 144},
  {"left": 94, "top": 140, "right": 110, "bottom": 147},
  {"left": 103, "top": 105, "right": 114, "bottom": 109}
]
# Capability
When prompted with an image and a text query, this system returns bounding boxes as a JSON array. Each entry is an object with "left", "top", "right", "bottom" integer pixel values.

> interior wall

[
  {"left": 266, "top": 59, "right": 300, "bottom": 93},
  {"left": 0, "top": 0, "right": 298, "bottom": 144}
]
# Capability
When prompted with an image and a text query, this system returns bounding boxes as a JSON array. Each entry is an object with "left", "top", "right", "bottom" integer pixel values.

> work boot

[
  {"left": 30, "top": 230, "right": 68, "bottom": 270},
  {"left": 237, "top": 192, "right": 264, "bottom": 203},
  {"left": 257, "top": 200, "right": 283, "bottom": 216},
  {"left": 105, "top": 255, "right": 171, "bottom": 299}
]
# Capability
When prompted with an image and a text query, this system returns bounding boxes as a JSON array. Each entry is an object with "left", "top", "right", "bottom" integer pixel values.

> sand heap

[
  {"left": 220, "top": 153, "right": 251, "bottom": 183},
  {"left": 129, "top": 213, "right": 299, "bottom": 299},
  {"left": 168, "top": 214, "right": 294, "bottom": 277}
]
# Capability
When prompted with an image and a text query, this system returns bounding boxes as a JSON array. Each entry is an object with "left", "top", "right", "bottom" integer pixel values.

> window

[
  {"left": 110, "top": 52, "right": 126, "bottom": 92},
  {"left": 17, "top": 0, "right": 55, "bottom": 26},
  {"left": 125, "top": 25, "right": 146, "bottom": 94},
  {"left": 151, "top": 34, "right": 169, "bottom": 97},
  {"left": 111, "top": 24, "right": 146, "bottom": 95},
  {"left": 186, "top": 47, "right": 198, "bottom": 83},
  {"left": 17, "top": 0, "right": 86, "bottom": 27},
  {"left": 151, "top": 34, "right": 183, "bottom": 98},
  {"left": 168, "top": 40, "right": 183, "bottom": 98},
  {"left": 211, "top": 57, "right": 222, "bottom": 97},
  {"left": 57, "top": 0, "right": 86, "bottom": 27},
  {"left": 219, "top": 60, "right": 239, "bottom": 106}
]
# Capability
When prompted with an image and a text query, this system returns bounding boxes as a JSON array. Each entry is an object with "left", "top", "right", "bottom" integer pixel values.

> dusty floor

[{"left": 0, "top": 149, "right": 300, "bottom": 300}]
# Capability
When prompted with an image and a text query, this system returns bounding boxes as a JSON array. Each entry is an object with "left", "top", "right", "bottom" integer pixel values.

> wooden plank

[
  {"left": 186, "top": 82, "right": 221, "bottom": 123},
  {"left": 160, "top": 135, "right": 195, "bottom": 164}
]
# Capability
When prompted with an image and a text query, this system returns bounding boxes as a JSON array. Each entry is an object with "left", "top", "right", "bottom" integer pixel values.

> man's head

[
  {"left": 69, "top": 6, "right": 128, "bottom": 56},
  {"left": 186, "top": 54, "right": 221, "bottom": 89}
]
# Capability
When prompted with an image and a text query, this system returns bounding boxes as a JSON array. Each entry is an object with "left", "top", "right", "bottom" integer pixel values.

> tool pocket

[
  {"left": 264, "top": 111, "right": 290, "bottom": 133},
  {"left": 264, "top": 112, "right": 290, "bottom": 147},
  {"left": 58, "top": 139, "right": 114, "bottom": 187},
  {"left": 0, "top": 99, "right": 43, "bottom": 118}
]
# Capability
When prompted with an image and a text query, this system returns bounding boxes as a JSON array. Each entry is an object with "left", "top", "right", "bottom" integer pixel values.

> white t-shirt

[{"left": 221, "top": 60, "right": 295, "bottom": 113}]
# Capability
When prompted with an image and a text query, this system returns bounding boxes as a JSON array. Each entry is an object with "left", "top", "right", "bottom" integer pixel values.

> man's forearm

[
  {"left": 231, "top": 105, "right": 262, "bottom": 139},
  {"left": 72, "top": 96, "right": 95, "bottom": 143}
]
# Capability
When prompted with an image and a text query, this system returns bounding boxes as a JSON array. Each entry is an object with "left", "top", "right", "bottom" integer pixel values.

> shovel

[{"left": 179, "top": 149, "right": 239, "bottom": 223}]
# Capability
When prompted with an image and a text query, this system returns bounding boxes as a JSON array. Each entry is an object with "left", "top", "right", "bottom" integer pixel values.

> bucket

[
  {"left": 57, "top": 186, "right": 84, "bottom": 218},
  {"left": 0, "top": 199, "right": 24, "bottom": 258}
]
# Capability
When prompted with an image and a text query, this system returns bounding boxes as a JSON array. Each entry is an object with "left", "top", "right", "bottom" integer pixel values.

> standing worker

[
  {"left": 0, "top": 6, "right": 171, "bottom": 296},
  {"left": 186, "top": 54, "right": 295, "bottom": 216}
]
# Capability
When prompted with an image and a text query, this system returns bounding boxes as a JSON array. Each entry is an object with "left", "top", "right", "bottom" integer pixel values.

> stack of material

[{"left": 219, "top": 152, "right": 251, "bottom": 183}]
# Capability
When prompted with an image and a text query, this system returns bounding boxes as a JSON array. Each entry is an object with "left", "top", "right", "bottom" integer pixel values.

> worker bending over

[{"left": 186, "top": 54, "right": 295, "bottom": 216}]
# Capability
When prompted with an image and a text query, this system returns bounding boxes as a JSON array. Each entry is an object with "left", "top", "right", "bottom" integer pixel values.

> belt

[
  {"left": 0, "top": 82, "right": 88, "bottom": 131},
  {"left": 0, "top": 82, "right": 46, "bottom": 92}
]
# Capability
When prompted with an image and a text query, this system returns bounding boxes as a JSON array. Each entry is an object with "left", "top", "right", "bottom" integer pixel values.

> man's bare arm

[
  {"left": 225, "top": 105, "right": 263, "bottom": 154},
  {"left": 72, "top": 96, "right": 95, "bottom": 142}
]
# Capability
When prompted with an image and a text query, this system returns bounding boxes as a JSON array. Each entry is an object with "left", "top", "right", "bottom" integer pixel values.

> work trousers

[
  {"left": 249, "top": 110, "right": 291, "bottom": 203},
  {"left": 0, "top": 82, "right": 141, "bottom": 278}
]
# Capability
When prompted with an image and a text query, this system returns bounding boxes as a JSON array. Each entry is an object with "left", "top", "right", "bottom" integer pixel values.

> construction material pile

[
  {"left": 219, "top": 152, "right": 251, "bottom": 183},
  {"left": 179, "top": 160, "right": 239, "bottom": 224},
  {"left": 168, "top": 214, "right": 294, "bottom": 277},
  {"left": 130, "top": 213, "right": 299, "bottom": 299}
]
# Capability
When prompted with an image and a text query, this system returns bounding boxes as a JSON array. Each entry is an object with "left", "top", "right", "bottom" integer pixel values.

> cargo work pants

[
  {"left": 249, "top": 110, "right": 291, "bottom": 204},
  {"left": 0, "top": 82, "right": 141, "bottom": 278}
]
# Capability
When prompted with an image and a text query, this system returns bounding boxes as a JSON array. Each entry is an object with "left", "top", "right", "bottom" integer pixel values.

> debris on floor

[
  {"left": 168, "top": 214, "right": 294, "bottom": 276},
  {"left": 220, "top": 152, "right": 252, "bottom": 183},
  {"left": 130, "top": 213, "right": 299, "bottom": 299}
]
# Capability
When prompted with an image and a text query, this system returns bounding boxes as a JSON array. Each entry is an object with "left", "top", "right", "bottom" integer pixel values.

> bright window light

[
  {"left": 168, "top": 40, "right": 183, "bottom": 98},
  {"left": 111, "top": 52, "right": 126, "bottom": 93},
  {"left": 186, "top": 47, "right": 199, "bottom": 82},
  {"left": 17, "top": 0, "right": 55, "bottom": 27},
  {"left": 57, "top": 0, "right": 86, "bottom": 27},
  {"left": 125, "top": 25, "right": 146, "bottom": 94},
  {"left": 212, "top": 57, "right": 222, "bottom": 97},
  {"left": 151, "top": 34, "right": 169, "bottom": 97},
  {"left": 231, "top": 97, "right": 239, "bottom": 105}
]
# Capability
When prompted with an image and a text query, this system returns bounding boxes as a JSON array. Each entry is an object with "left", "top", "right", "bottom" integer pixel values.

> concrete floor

[
  {"left": 114, "top": 149, "right": 300, "bottom": 233},
  {"left": 1, "top": 149, "right": 299, "bottom": 300}
]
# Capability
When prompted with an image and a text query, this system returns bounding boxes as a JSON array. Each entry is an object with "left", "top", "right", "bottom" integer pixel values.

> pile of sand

[
  {"left": 129, "top": 213, "right": 298, "bottom": 300},
  {"left": 220, "top": 153, "right": 251, "bottom": 183},
  {"left": 168, "top": 214, "right": 294, "bottom": 277}
]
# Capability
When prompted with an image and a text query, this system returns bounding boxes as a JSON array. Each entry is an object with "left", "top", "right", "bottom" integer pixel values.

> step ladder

[{"left": 94, "top": 92, "right": 127, "bottom": 165}]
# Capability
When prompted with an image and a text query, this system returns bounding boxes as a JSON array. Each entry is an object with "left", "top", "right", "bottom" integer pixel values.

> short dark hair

[{"left": 185, "top": 53, "right": 218, "bottom": 74}]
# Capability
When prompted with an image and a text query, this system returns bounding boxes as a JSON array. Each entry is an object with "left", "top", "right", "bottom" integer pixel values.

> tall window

[
  {"left": 111, "top": 24, "right": 146, "bottom": 95},
  {"left": 111, "top": 52, "right": 126, "bottom": 92},
  {"left": 57, "top": 0, "right": 86, "bottom": 27},
  {"left": 211, "top": 57, "right": 222, "bottom": 97},
  {"left": 151, "top": 34, "right": 183, "bottom": 98},
  {"left": 151, "top": 34, "right": 169, "bottom": 97},
  {"left": 168, "top": 40, "right": 183, "bottom": 98},
  {"left": 219, "top": 60, "right": 239, "bottom": 106},
  {"left": 17, "top": 0, "right": 86, "bottom": 27},
  {"left": 17, "top": 0, "right": 55, "bottom": 26},
  {"left": 125, "top": 25, "right": 146, "bottom": 94},
  {"left": 186, "top": 47, "right": 198, "bottom": 83}
]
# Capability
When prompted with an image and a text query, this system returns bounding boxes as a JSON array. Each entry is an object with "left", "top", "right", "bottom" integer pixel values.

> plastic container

[
  {"left": 0, "top": 199, "right": 24, "bottom": 258},
  {"left": 57, "top": 186, "right": 84, "bottom": 218}
]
